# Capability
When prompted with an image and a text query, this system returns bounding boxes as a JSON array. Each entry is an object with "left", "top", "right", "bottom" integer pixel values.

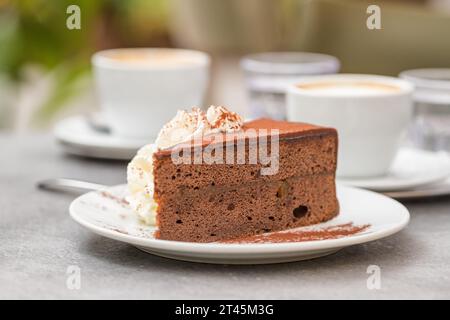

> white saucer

[
  {"left": 383, "top": 177, "right": 450, "bottom": 200},
  {"left": 69, "top": 184, "right": 409, "bottom": 264},
  {"left": 54, "top": 116, "right": 151, "bottom": 160},
  {"left": 338, "top": 148, "right": 450, "bottom": 192}
]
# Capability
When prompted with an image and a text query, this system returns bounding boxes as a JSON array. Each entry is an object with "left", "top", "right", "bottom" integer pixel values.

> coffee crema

[
  {"left": 103, "top": 50, "right": 199, "bottom": 66},
  {"left": 297, "top": 81, "right": 401, "bottom": 94}
]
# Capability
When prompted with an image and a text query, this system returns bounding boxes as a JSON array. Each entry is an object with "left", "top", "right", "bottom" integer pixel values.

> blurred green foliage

[{"left": 0, "top": 0, "right": 169, "bottom": 120}]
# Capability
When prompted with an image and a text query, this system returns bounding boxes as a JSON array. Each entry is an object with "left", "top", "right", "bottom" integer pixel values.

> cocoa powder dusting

[
  {"left": 111, "top": 228, "right": 129, "bottom": 235},
  {"left": 223, "top": 223, "right": 370, "bottom": 244},
  {"left": 100, "top": 191, "right": 129, "bottom": 207}
]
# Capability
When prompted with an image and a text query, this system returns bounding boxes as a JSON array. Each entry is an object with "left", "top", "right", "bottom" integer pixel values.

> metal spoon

[{"left": 36, "top": 178, "right": 106, "bottom": 194}]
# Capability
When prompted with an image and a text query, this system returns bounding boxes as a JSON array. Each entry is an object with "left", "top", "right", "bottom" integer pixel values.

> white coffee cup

[
  {"left": 287, "top": 74, "right": 413, "bottom": 178},
  {"left": 92, "top": 48, "right": 210, "bottom": 139}
]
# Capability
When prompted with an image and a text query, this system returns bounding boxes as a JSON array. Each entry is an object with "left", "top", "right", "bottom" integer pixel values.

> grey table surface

[{"left": 1, "top": 133, "right": 450, "bottom": 300}]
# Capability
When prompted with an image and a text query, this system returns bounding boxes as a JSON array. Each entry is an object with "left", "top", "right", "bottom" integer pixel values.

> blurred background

[{"left": 1, "top": 0, "right": 450, "bottom": 132}]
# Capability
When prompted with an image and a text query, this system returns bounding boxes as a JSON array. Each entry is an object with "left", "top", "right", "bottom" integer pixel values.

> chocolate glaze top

[
  {"left": 243, "top": 118, "right": 336, "bottom": 137},
  {"left": 155, "top": 118, "right": 337, "bottom": 158}
]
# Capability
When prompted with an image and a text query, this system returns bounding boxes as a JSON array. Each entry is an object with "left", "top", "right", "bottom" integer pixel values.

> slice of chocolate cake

[{"left": 127, "top": 106, "right": 339, "bottom": 243}]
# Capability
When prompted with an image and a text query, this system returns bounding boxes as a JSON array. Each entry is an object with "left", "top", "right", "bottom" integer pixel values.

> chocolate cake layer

[
  {"left": 156, "top": 174, "right": 338, "bottom": 242},
  {"left": 154, "top": 121, "right": 337, "bottom": 195},
  {"left": 153, "top": 119, "right": 339, "bottom": 242}
]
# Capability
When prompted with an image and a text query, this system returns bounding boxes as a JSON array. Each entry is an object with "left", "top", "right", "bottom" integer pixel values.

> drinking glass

[
  {"left": 400, "top": 69, "right": 450, "bottom": 151},
  {"left": 240, "top": 52, "right": 340, "bottom": 120}
]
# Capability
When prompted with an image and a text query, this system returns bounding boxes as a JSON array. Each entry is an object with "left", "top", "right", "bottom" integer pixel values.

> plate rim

[{"left": 69, "top": 184, "right": 410, "bottom": 254}]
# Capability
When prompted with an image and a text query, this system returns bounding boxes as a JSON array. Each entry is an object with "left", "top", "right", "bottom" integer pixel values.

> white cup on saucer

[
  {"left": 287, "top": 74, "right": 414, "bottom": 178},
  {"left": 92, "top": 48, "right": 210, "bottom": 139}
]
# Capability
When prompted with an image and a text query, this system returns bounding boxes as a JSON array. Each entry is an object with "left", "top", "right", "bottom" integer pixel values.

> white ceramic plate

[
  {"left": 69, "top": 184, "right": 409, "bottom": 264},
  {"left": 54, "top": 116, "right": 151, "bottom": 160},
  {"left": 338, "top": 148, "right": 450, "bottom": 192}
]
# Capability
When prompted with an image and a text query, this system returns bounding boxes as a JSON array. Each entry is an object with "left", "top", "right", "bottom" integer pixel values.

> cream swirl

[
  {"left": 155, "top": 107, "right": 209, "bottom": 149},
  {"left": 207, "top": 105, "right": 243, "bottom": 133}
]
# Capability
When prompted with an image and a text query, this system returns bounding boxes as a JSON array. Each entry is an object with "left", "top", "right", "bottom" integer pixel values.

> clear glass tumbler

[
  {"left": 240, "top": 52, "right": 340, "bottom": 120},
  {"left": 400, "top": 69, "right": 450, "bottom": 151}
]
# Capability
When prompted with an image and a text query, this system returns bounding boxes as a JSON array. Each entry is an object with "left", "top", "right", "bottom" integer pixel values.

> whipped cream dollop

[
  {"left": 155, "top": 107, "right": 209, "bottom": 149},
  {"left": 127, "top": 143, "right": 158, "bottom": 225},
  {"left": 206, "top": 105, "right": 243, "bottom": 132},
  {"left": 155, "top": 106, "right": 243, "bottom": 149},
  {"left": 127, "top": 106, "right": 243, "bottom": 225}
]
